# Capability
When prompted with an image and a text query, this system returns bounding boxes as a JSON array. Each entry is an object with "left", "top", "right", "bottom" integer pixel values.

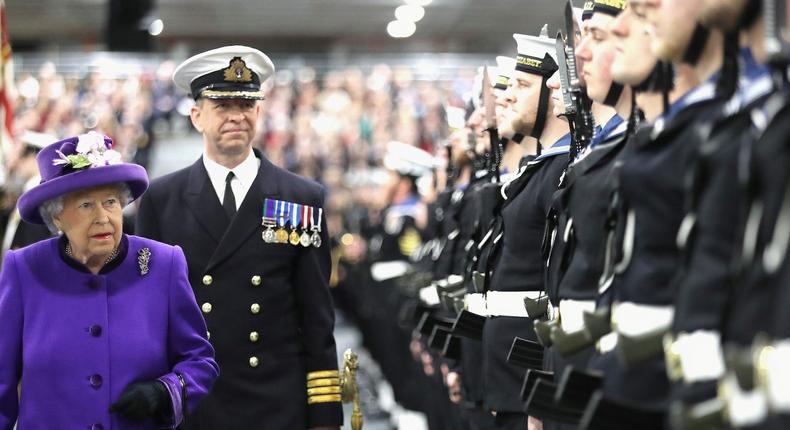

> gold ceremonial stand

[{"left": 340, "top": 349, "right": 363, "bottom": 430}]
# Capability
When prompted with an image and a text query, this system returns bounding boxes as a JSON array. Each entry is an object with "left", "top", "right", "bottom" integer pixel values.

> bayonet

[{"left": 482, "top": 65, "right": 502, "bottom": 180}]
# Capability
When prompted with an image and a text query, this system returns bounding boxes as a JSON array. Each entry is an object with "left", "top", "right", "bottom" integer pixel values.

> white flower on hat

[
  {"left": 52, "top": 131, "right": 123, "bottom": 169},
  {"left": 75, "top": 131, "right": 106, "bottom": 154}
]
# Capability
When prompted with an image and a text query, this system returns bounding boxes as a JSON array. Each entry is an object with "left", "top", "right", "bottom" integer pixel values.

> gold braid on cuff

[{"left": 306, "top": 370, "right": 342, "bottom": 404}]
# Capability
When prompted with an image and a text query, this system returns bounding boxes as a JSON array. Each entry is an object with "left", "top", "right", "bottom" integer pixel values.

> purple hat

[{"left": 17, "top": 131, "right": 149, "bottom": 225}]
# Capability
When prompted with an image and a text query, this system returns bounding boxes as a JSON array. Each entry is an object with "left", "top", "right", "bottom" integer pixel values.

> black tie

[{"left": 223, "top": 171, "right": 237, "bottom": 220}]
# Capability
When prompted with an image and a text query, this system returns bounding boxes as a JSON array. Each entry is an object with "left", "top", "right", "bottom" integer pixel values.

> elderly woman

[{"left": 0, "top": 132, "right": 219, "bottom": 430}]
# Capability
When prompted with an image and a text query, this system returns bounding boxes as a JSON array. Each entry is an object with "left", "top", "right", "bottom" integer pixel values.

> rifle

[{"left": 557, "top": 0, "right": 594, "bottom": 160}]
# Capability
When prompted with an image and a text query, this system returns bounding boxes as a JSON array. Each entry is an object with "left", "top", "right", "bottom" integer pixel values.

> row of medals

[{"left": 262, "top": 218, "right": 321, "bottom": 248}]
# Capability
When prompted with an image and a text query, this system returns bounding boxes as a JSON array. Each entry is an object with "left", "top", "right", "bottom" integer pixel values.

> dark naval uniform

[
  {"left": 136, "top": 151, "right": 342, "bottom": 429},
  {"left": 542, "top": 116, "right": 627, "bottom": 382},
  {"left": 135, "top": 42, "right": 341, "bottom": 430},
  {"left": 667, "top": 50, "right": 771, "bottom": 406},
  {"left": 483, "top": 136, "right": 570, "bottom": 428},
  {"left": 595, "top": 80, "right": 723, "bottom": 414}
]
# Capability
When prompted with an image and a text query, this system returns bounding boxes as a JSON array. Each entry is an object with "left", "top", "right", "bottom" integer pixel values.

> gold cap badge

[{"left": 223, "top": 57, "right": 253, "bottom": 83}]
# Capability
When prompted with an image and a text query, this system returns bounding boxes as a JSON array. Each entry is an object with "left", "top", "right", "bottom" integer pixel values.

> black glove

[{"left": 109, "top": 380, "right": 170, "bottom": 422}]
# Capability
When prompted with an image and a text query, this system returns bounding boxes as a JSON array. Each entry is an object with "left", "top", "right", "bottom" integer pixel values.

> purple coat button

[
  {"left": 89, "top": 424, "right": 103, "bottom": 430},
  {"left": 88, "top": 325, "right": 102, "bottom": 337},
  {"left": 87, "top": 278, "right": 101, "bottom": 289},
  {"left": 88, "top": 374, "right": 102, "bottom": 388}
]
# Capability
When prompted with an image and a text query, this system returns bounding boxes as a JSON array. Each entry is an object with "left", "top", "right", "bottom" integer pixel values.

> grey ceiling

[{"left": 7, "top": 0, "right": 565, "bottom": 54}]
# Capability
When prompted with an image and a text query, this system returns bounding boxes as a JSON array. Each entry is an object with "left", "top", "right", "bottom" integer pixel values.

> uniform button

[
  {"left": 202, "top": 302, "right": 212, "bottom": 314},
  {"left": 87, "top": 278, "right": 101, "bottom": 289},
  {"left": 202, "top": 275, "right": 213, "bottom": 286},
  {"left": 88, "top": 325, "right": 102, "bottom": 337},
  {"left": 250, "top": 303, "right": 261, "bottom": 314},
  {"left": 249, "top": 331, "right": 259, "bottom": 342},
  {"left": 89, "top": 374, "right": 103, "bottom": 389},
  {"left": 89, "top": 424, "right": 104, "bottom": 430},
  {"left": 249, "top": 356, "right": 259, "bottom": 368},
  {"left": 206, "top": 331, "right": 211, "bottom": 340},
  {"left": 251, "top": 275, "right": 262, "bottom": 286}
]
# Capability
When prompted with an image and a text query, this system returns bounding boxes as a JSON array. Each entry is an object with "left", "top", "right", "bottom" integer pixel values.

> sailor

[
  {"left": 581, "top": 1, "right": 730, "bottom": 426},
  {"left": 664, "top": 0, "right": 774, "bottom": 419},
  {"left": 478, "top": 27, "right": 571, "bottom": 430}
]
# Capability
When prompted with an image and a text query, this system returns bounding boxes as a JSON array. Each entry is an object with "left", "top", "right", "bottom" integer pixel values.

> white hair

[{"left": 38, "top": 182, "right": 133, "bottom": 234}]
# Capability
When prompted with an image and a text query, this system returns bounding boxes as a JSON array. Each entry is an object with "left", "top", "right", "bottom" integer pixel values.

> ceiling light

[
  {"left": 148, "top": 19, "right": 164, "bottom": 36},
  {"left": 404, "top": 0, "right": 433, "bottom": 5},
  {"left": 387, "top": 20, "right": 417, "bottom": 38},
  {"left": 395, "top": 5, "right": 425, "bottom": 22}
]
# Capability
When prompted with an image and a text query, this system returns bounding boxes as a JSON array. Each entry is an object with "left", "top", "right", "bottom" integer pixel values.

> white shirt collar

[{"left": 202, "top": 150, "right": 260, "bottom": 208}]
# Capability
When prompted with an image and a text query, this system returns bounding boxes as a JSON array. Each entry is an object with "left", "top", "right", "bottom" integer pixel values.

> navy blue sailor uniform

[
  {"left": 665, "top": 49, "right": 773, "bottom": 407},
  {"left": 759, "top": 105, "right": 790, "bottom": 429},
  {"left": 717, "top": 86, "right": 790, "bottom": 430},
  {"left": 482, "top": 136, "right": 570, "bottom": 425},
  {"left": 593, "top": 79, "right": 724, "bottom": 415},
  {"left": 542, "top": 115, "right": 628, "bottom": 374}
]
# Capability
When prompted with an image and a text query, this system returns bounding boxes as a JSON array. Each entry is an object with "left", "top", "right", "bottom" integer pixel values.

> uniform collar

[
  {"left": 652, "top": 78, "right": 718, "bottom": 136},
  {"left": 576, "top": 115, "right": 627, "bottom": 162},
  {"left": 593, "top": 115, "right": 625, "bottom": 147},
  {"left": 532, "top": 133, "right": 571, "bottom": 163},
  {"left": 202, "top": 149, "right": 260, "bottom": 198}
]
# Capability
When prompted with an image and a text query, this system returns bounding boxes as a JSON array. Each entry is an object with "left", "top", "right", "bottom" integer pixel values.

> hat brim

[
  {"left": 18, "top": 164, "right": 149, "bottom": 225},
  {"left": 200, "top": 89, "right": 266, "bottom": 100}
]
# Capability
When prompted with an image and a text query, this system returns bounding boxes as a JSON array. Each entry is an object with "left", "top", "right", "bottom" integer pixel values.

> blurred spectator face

[
  {"left": 577, "top": 12, "right": 619, "bottom": 104},
  {"left": 449, "top": 129, "right": 471, "bottom": 167},
  {"left": 383, "top": 171, "right": 413, "bottom": 205},
  {"left": 190, "top": 98, "right": 261, "bottom": 159},
  {"left": 640, "top": 0, "right": 702, "bottom": 61},
  {"left": 611, "top": 7, "right": 659, "bottom": 86},
  {"left": 506, "top": 70, "right": 544, "bottom": 137},
  {"left": 467, "top": 108, "right": 488, "bottom": 156},
  {"left": 700, "top": 0, "right": 748, "bottom": 30}
]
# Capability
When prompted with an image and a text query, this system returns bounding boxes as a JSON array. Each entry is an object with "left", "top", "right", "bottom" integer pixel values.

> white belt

[
  {"left": 613, "top": 302, "right": 674, "bottom": 337},
  {"left": 673, "top": 330, "right": 725, "bottom": 384},
  {"left": 419, "top": 285, "right": 440, "bottom": 306},
  {"left": 465, "top": 293, "right": 488, "bottom": 316},
  {"left": 722, "top": 373, "right": 768, "bottom": 427},
  {"left": 370, "top": 261, "right": 411, "bottom": 282},
  {"left": 762, "top": 339, "right": 790, "bottom": 412},
  {"left": 558, "top": 299, "right": 596, "bottom": 333},
  {"left": 418, "top": 275, "right": 465, "bottom": 307},
  {"left": 464, "top": 291, "right": 543, "bottom": 318}
]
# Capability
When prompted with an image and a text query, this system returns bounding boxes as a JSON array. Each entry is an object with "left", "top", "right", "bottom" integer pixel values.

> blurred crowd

[{"left": 0, "top": 59, "right": 481, "bottom": 249}]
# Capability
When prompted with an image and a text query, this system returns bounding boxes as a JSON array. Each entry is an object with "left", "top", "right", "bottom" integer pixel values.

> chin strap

[
  {"left": 682, "top": 24, "right": 711, "bottom": 66},
  {"left": 738, "top": 0, "right": 762, "bottom": 29},
  {"left": 603, "top": 82, "right": 625, "bottom": 107},
  {"left": 715, "top": 31, "right": 741, "bottom": 99},
  {"left": 530, "top": 74, "right": 552, "bottom": 139}
]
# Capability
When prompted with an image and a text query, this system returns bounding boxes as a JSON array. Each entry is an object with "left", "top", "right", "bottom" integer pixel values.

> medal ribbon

[
  {"left": 292, "top": 202, "right": 301, "bottom": 228},
  {"left": 263, "top": 199, "right": 275, "bottom": 220},
  {"left": 303, "top": 205, "right": 309, "bottom": 230}
]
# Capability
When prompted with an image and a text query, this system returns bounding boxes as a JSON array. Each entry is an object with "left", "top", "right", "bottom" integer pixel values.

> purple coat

[{"left": 0, "top": 235, "right": 219, "bottom": 430}]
